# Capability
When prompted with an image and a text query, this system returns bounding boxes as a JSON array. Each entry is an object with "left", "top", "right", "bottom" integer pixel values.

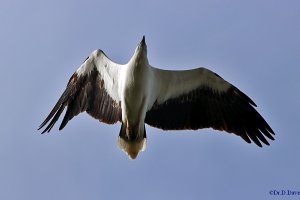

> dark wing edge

[
  {"left": 38, "top": 67, "right": 122, "bottom": 134},
  {"left": 145, "top": 85, "right": 275, "bottom": 147}
]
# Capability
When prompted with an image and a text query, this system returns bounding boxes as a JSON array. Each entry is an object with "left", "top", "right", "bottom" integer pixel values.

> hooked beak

[{"left": 139, "top": 35, "right": 146, "bottom": 47}]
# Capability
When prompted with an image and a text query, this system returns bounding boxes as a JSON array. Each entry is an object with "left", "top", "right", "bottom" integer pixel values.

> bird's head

[
  {"left": 138, "top": 35, "right": 147, "bottom": 49},
  {"left": 134, "top": 35, "right": 148, "bottom": 60}
]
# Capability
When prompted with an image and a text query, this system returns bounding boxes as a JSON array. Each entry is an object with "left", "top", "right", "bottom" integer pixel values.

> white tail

[{"left": 118, "top": 137, "right": 147, "bottom": 159}]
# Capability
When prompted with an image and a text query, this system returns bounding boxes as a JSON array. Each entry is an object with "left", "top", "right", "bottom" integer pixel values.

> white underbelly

[
  {"left": 124, "top": 88, "right": 145, "bottom": 121},
  {"left": 121, "top": 67, "right": 149, "bottom": 124}
]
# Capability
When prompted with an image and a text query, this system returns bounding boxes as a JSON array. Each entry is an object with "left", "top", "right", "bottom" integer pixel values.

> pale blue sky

[{"left": 0, "top": 0, "right": 299, "bottom": 199}]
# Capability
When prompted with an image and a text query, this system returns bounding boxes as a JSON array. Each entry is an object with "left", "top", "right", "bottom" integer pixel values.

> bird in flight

[{"left": 39, "top": 36, "right": 275, "bottom": 159}]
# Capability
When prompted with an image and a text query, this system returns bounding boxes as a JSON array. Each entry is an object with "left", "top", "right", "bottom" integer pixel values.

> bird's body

[
  {"left": 39, "top": 36, "right": 275, "bottom": 159},
  {"left": 118, "top": 41, "right": 151, "bottom": 157}
]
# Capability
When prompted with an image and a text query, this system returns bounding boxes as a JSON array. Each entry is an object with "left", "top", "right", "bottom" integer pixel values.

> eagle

[{"left": 39, "top": 36, "right": 275, "bottom": 159}]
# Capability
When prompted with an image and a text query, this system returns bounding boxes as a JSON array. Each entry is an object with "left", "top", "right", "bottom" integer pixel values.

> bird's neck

[{"left": 129, "top": 51, "right": 149, "bottom": 69}]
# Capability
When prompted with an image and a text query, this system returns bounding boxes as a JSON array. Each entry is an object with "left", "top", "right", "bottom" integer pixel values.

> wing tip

[
  {"left": 38, "top": 121, "right": 50, "bottom": 134},
  {"left": 242, "top": 129, "right": 275, "bottom": 148}
]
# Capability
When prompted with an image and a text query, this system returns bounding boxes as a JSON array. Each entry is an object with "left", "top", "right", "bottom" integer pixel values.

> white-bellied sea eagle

[{"left": 39, "top": 36, "right": 275, "bottom": 159}]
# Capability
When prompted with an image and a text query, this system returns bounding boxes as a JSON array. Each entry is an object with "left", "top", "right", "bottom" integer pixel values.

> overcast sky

[{"left": 0, "top": 0, "right": 299, "bottom": 199}]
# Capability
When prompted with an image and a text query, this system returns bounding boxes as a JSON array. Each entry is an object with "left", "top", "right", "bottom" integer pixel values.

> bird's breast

[{"left": 120, "top": 64, "right": 150, "bottom": 122}]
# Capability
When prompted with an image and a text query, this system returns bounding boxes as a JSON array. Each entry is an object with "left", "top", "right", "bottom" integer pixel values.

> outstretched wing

[
  {"left": 145, "top": 67, "right": 275, "bottom": 147},
  {"left": 39, "top": 49, "right": 122, "bottom": 133}
]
